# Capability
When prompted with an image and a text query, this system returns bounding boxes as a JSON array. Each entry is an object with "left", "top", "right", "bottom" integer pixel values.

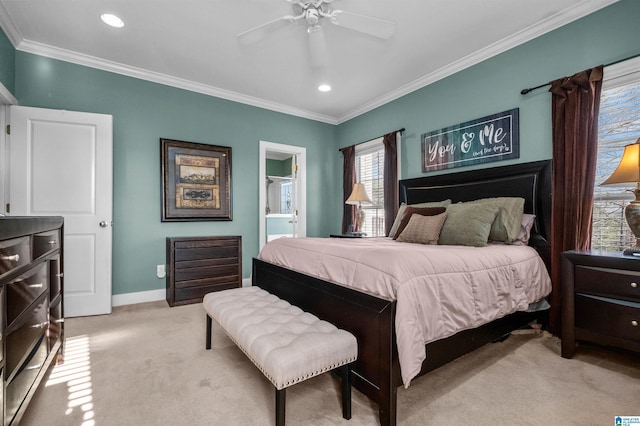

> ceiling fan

[{"left": 237, "top": 0, "right": 396, "bottom": 69}]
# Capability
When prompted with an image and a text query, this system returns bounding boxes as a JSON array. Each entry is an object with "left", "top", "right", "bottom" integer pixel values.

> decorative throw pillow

[
  {"left": 438, "top": 202, "right": 499, "bottom": 247},
  {"left": 509, "top": 213, "right": 536, "bottom": 246},
  {"left": 396, "top": 212, "right": 448, "bottom": 245},
  {"left": 388, "top": 199, "right": 452, "bottom": 238},
  {"left": 467, "top": 197, "right": 525, "bottom": 243},
  {"left": 392, "top": 206, "right": 447, "bottom": 240}
]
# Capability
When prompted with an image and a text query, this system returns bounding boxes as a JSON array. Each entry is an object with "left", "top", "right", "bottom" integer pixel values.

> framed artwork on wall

[
  {"left": 421, "top": 108, "right": 520, "bottom": 172},
  {"left": 161, "top": 138, "right": 232, "bottom": 221}
]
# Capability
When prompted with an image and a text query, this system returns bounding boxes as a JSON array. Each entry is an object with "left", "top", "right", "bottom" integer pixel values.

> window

[
  {"left": 592, "top": 63, "right": 640, "bottom": 251},
  {"left": 355, "top": 138, "right": 385, "bottom": 236}
]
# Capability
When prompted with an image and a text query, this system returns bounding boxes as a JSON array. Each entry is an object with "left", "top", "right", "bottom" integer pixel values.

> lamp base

[
  {"left": 355, "top": 206, "right": 366, "bottom": 233},
  {"left": 624, "top": 193, "right": 640, "bottom": 256}
]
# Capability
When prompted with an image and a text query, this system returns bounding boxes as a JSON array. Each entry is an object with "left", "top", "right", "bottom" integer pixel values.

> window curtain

[
  {"left": 340, "top": 145, "right": 356, "bottom": 234},
  {"left": 549, "top": 65, "right": 604, "bottom": 334},
  {"left": 383, "top": 131, "right": 399, "bottom": 236}
]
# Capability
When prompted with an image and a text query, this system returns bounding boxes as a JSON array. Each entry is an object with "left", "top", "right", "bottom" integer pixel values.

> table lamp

[
  {"left": 346, "top": 183, "right": 372, "bottom": 234},
  {"left": 601, "top": 137, "right": 640, "bottom": 255}
]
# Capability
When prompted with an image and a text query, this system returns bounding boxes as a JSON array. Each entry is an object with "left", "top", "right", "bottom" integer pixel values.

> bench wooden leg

[
  {"left": 206, "top": 315, "right": 212, "bottom": 350},
  {"left": 275, "top": 388, "right": 286, "bottom": 426},
  {"left": 340, "top": 364, "right": 352, "bottom": 420}
]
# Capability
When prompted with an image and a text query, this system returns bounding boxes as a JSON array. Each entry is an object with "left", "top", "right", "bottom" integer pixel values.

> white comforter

[{"left": 258, "top": 237, "right": 552, "bottom": 387}]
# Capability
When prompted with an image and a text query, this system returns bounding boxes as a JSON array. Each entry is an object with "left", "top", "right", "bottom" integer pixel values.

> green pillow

[
  {"left": 467, "top": 197, "right": 525, "bottom": 243},
  {"left": 439, "top": 203, "right": 499, "bottom": 247},
  {"left": 388, "top": 199, "right": 452, "bottom": 238}
]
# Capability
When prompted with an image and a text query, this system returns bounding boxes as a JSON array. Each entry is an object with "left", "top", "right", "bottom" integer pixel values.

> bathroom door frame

[{"left": 259, "top": 140, "right": 306, "bottom": 251}]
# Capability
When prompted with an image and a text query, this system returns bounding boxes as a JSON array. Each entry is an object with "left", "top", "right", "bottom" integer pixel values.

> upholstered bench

[{"left": 203, "top": 286, "right": 358, "bottom": 426}]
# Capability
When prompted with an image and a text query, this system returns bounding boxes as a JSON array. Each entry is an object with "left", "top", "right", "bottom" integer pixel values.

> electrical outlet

[{"left": 156, "top": 264, "right": 166, "bottom": 279}]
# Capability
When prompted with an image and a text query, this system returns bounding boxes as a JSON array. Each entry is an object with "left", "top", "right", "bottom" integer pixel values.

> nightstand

[{"left": 561, "top": 250, "right": 640, "bottom": 358}]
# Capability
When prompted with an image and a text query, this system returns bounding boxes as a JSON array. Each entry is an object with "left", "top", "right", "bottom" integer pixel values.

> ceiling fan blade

[
  {"left": 331, "top": 10, "right": 396, "bottom": 40},
  {"left": 307, "top": 25, "right": 328, "bottom": 69},
  {"left": 237, "top": 16, "right": 293, "bottom": 45}
]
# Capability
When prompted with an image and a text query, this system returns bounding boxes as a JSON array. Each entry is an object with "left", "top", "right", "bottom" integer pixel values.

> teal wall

[
  {"left": 266, "top": 158, "right": 292, "bottom": 177},
  {"left": 336, "top": 0, "right": 640, "bottom": 180},
  {"left": 0, "top": 29, "right": 14, "bottom": 93},
  {"left": 13, "top": 53, "right": 337, "bottom": 294},
  {"left": 2, "top": 0, "right": 639, "bottom": 298}
]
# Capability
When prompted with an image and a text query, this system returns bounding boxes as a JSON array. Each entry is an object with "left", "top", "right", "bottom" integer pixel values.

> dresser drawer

[
  {"left": 0, "top": 236, "right": 31, "bottom": 276},
  {"left": 175, "top": 244, "right": 239, "bottom": 263},
  {"left": 33, "top": 229, "right": 61, "bottom": 258},
  {"left": 575, "top": 294, "right": 640, "bottom": 343},
  {"left": 7, "top": 262, "right": 48, "bottom": 326},
  {"left": 574, "top": 265, "right": 640, "bottom": 302},
  {"left": 6, "top": 294, "right": 49, "bottom": 377},
  {"left": 49, "top": 255, "right": 62, "bottom": 300},
  {"left": 48, "top": 295, "right": 64, "bottom": 351},
  {"left": 5, "top": 334, "right": 47, "bottom": 424}
]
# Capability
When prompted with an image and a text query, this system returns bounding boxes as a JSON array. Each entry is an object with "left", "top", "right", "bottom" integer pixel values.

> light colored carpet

[{"left": 21, "top": 300, "right": 639, "bottom": 426}]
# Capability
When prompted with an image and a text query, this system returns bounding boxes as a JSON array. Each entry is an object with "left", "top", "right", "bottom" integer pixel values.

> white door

[{"left": 9, "top": 106, "right": 113, "bottom": 317}]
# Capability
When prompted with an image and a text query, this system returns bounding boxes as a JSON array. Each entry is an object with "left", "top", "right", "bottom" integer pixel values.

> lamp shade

[
  {"left": 345, "top": 183, "right": 372, "bottom": 205},
  {"left": 601, "top": 139, "right": 640, "bottom": 186}
]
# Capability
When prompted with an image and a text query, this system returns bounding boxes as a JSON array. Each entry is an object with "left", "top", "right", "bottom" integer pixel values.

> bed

[{"left": 251, "top": 160, "right": 552, "bottom": 426}]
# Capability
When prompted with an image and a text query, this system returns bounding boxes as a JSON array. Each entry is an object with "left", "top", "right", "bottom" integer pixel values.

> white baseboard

[
  {"left": 111, "top": 277, "right": 252, "bottom": 307},
  {"left": 112, "top": 289, "right": 165, "bottom": 307}
]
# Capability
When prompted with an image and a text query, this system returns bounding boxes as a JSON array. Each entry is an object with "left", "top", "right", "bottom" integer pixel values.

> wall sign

[{"left": 421, "top": 108, "right": 519, "bottom": 172}]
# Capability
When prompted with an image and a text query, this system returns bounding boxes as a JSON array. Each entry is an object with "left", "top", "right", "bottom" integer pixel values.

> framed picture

[
  {"left": 421, "top": 108, "right": 520, "bottom": 172},
  {"left": 161, "top": 138, "right": 232, "bottom": 221}
]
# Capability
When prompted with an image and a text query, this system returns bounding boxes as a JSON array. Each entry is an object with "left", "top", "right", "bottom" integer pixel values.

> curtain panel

[
  {"left": 549, "top": 65, "right": 604, "bottom": 334},
  {"left": 383, "top": 131, "right": 399, "bottom": 236},
  {"left": 340, "top": 145, "right": 356, "bottom": 234}
]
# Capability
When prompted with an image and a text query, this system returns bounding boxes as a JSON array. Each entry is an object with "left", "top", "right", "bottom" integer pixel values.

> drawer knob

[
  {"left": 1, "top": 254, "right": 20, "bottom": 262},
  {"left": 48, "top": 240, "right": 57, "bottom": 245},
  {"left": 632, "top": 282, "right": 638, "bottom": 288},
  {"left": 632, "top": 320, "right": 639, "bottom": 327}
]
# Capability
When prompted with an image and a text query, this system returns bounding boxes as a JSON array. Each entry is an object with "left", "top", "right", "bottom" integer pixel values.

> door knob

[{"left": 99, "top": 221, "right": 109, "bottom": 228}]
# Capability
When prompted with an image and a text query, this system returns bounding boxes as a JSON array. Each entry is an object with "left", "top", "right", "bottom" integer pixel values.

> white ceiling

[{"left": 0, "top": 0, "right": 619, "bottom": 124}]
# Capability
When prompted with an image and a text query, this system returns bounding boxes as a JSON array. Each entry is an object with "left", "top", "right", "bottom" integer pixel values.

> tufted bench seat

[{"left": 203, "top": 286, "right": 358, "bottom": 426}]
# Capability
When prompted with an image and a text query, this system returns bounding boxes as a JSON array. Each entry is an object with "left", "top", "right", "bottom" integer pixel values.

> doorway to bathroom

[{"left": 259, "top": 141, "right": 306, "bottom": 251}]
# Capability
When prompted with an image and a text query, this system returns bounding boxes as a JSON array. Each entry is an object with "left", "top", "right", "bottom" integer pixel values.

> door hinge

[
  {"left": 5, "top": 124, "right": 9, "bottom": 135},
  {"left": 5, "top": 203, "right": 9, "bottom": 214}
]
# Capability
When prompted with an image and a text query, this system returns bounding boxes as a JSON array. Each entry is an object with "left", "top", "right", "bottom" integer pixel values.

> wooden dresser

[
  {"left": 166, "top": 236, "right": 242, "bottom": 306},
  {"left": 561, "top": 250, "right": 640, "bottom": 358},
  {"left": 0, "top": 216, "right": 65, "bottom": 425}
]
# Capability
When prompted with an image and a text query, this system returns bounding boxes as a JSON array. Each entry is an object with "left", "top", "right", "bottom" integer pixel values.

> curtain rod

[
  {"left": 520, "top": 52, "right": 640, "bottom": 95},
  {"left": 338, "top": 128, "right": 405, "bottom": 152}
]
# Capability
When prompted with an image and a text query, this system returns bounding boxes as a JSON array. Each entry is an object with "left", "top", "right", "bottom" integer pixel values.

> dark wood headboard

[{"left": 398, "top": 160, "right": 552, "bottom": 269}]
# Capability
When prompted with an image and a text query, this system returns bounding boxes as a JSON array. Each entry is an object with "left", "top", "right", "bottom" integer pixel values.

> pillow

[
  {"left": 392, "top": 206, "right": 447, "bottom": 240},
  {"left": 467, "top": 197, "right": 525, "bottom": 243},
  {"left": 396, "top": 212, "right": 448, "bottom": 245},
  {"left": 509, "top": 213, "right": 536, "bottom": 246},
  {"left": 438, "top": 202, "right": 499, "bottom": 247},
  {"left": 388, "top": 199, "right": 452, "bottom": 238}
]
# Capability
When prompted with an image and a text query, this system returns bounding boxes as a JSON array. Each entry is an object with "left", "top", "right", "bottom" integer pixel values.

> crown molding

[
  {"left": 0, "top": 2, "right": 22, "bottom": 47},
  {"left": 336, "top": 0, "right": 620, "bottom": 123},
  {"left": 1, "top": 0, "right": 619, "bottom": 125},
  {"left": 15, "top": 39, "right": 339, "bottom": 125}
]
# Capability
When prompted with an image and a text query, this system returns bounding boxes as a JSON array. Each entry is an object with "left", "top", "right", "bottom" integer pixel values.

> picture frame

[
  {"left": 421, "top": 108, "right": 519, "bottom": 172},
  {"left": 161, "top": 138, "right": 232, "bottom": 221}
]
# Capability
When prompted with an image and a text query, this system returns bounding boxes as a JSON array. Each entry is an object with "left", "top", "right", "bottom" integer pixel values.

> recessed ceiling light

[
  {"left": 100, "top": 13, "right": 125, "bottom": 29},
  {"left": 318, "top": 84, "right": 332, "bottom": 92}
]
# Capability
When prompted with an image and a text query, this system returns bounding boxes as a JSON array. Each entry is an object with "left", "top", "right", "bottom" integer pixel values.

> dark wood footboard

[
  {"left": 252, "top": 258, "right": 401, "bottom": 426},
  {"left": 253, "top": 257, "right": 548, "bottom": 426}
]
